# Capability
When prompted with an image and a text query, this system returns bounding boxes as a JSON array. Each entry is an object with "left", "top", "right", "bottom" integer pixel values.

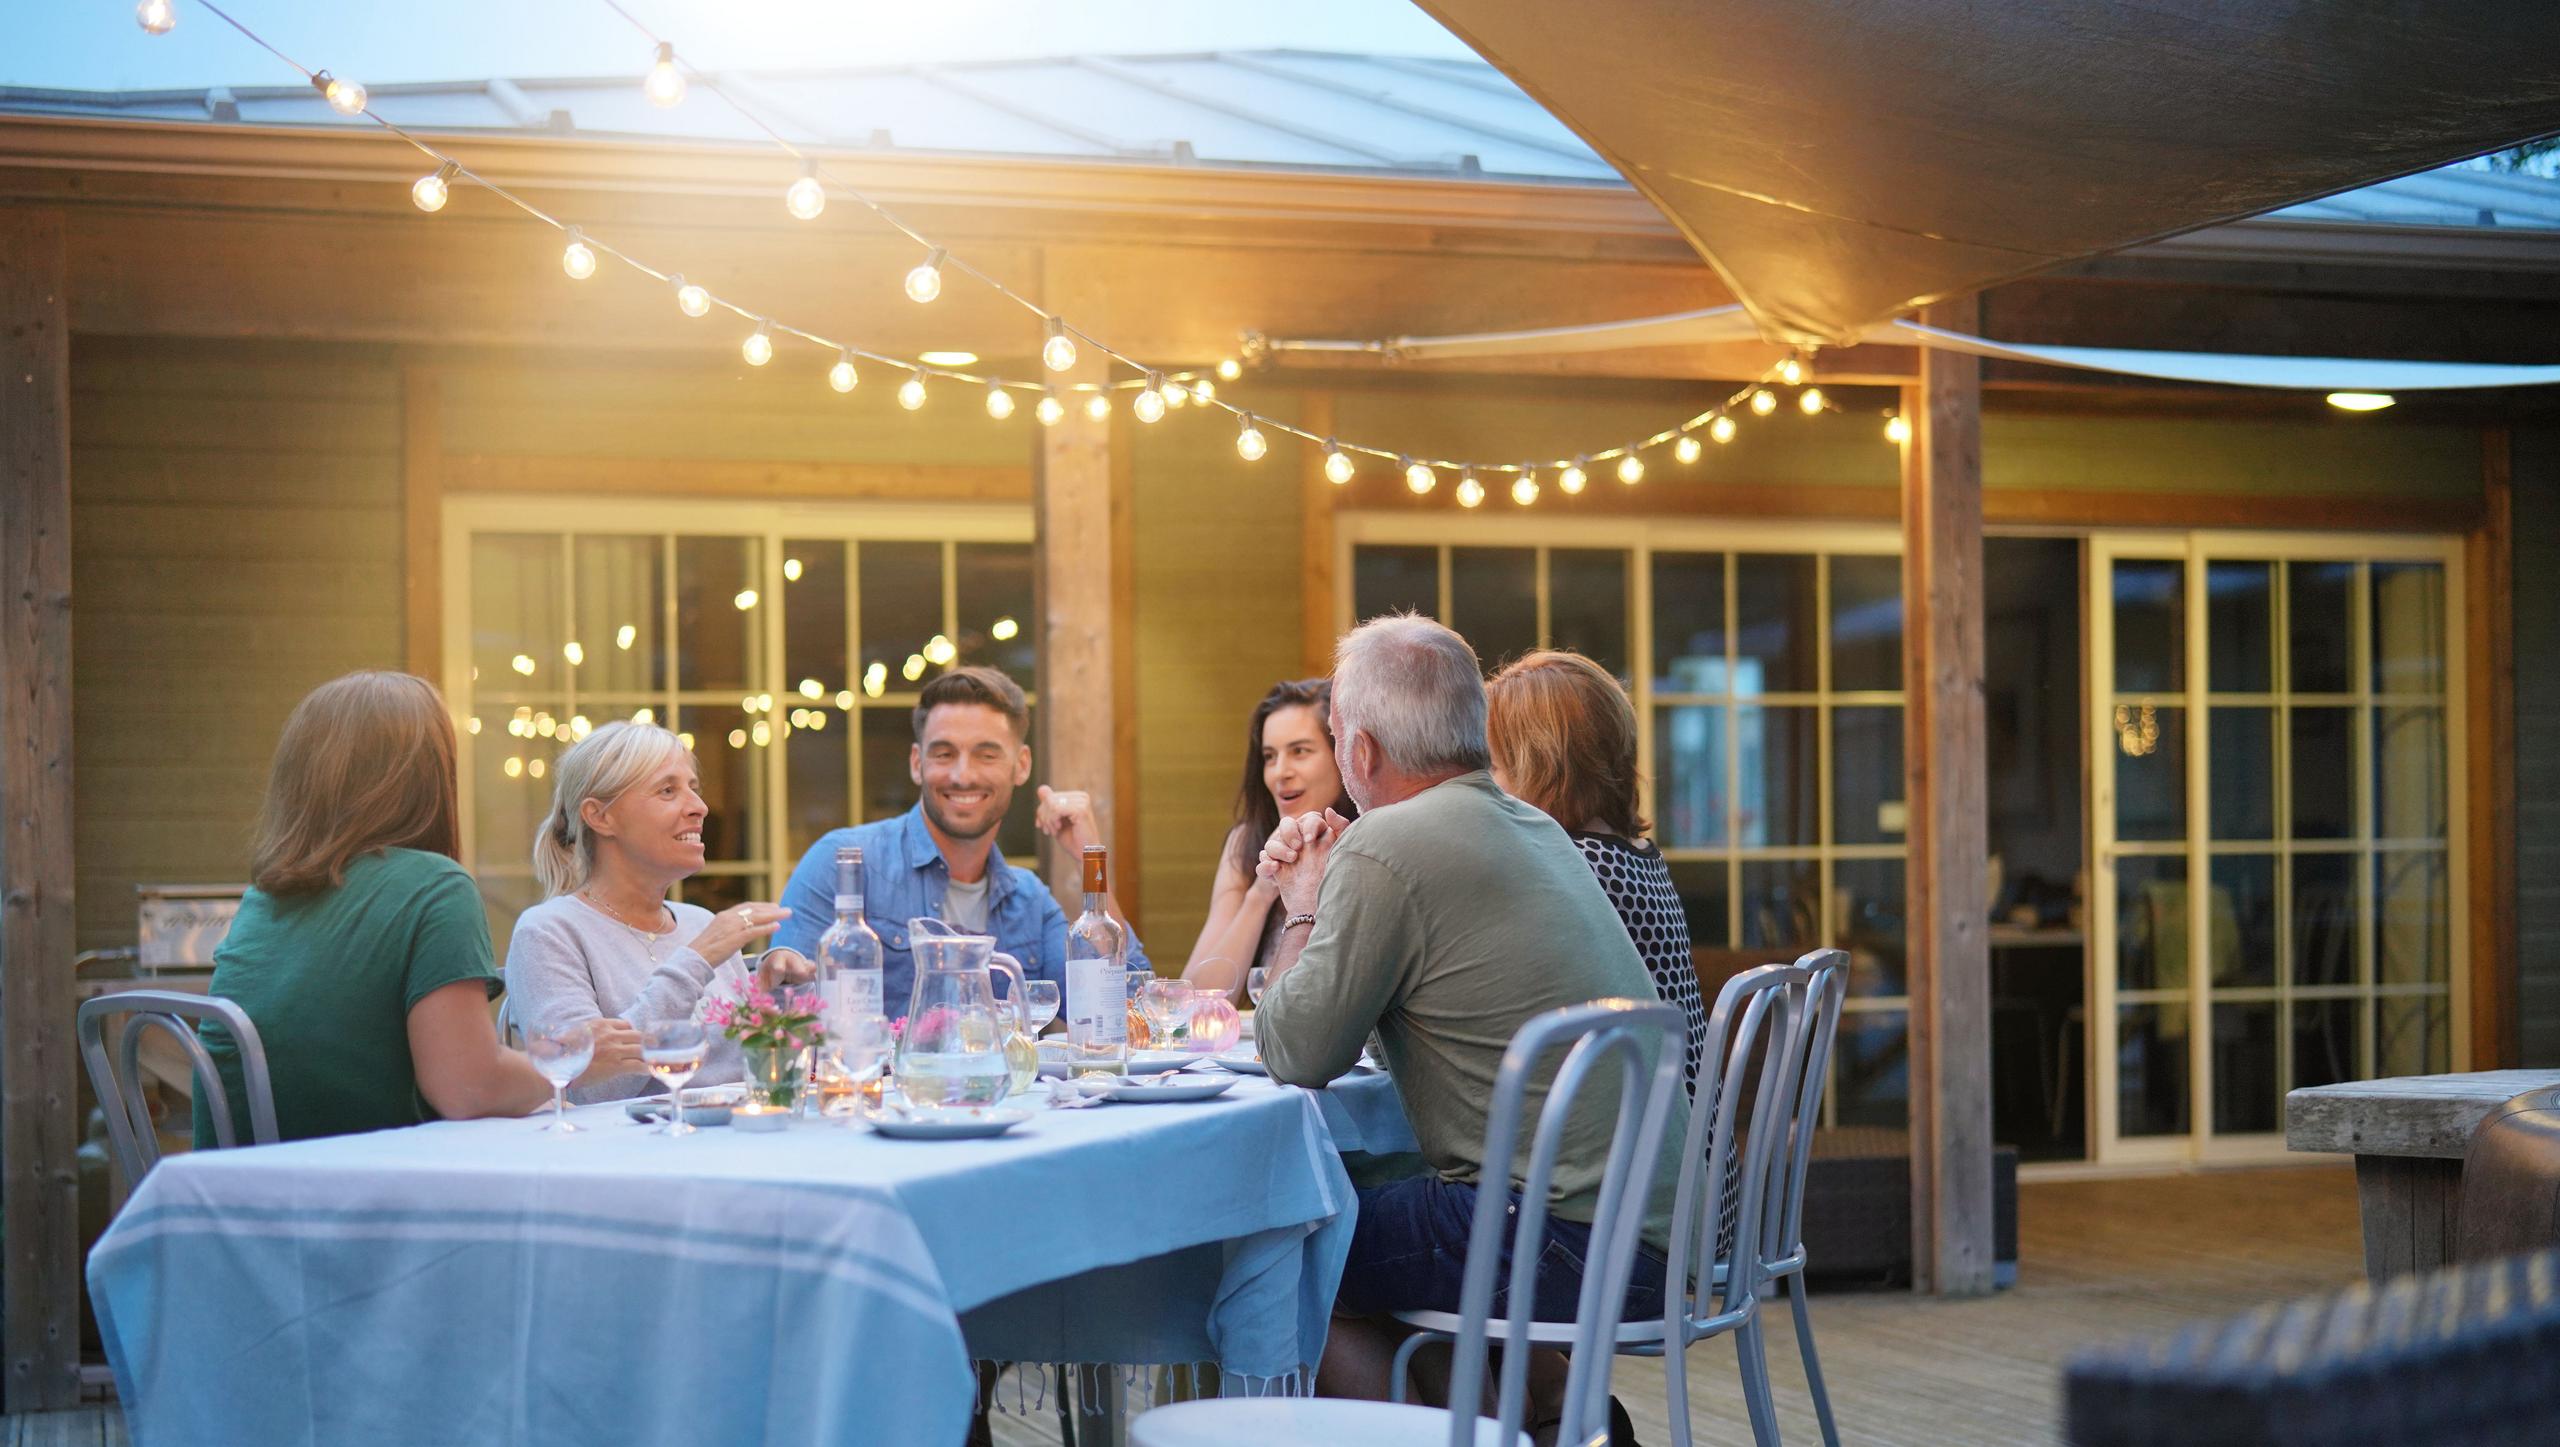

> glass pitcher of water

[{"left": 896, "top": 920, "right": 1028, "bottom": 1108}]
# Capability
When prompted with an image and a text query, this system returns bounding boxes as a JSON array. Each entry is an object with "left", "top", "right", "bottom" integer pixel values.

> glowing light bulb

[
  {"left": 734, "top": 588, "right": 759, "bottom": 611},
  {"left": 924, "top": 635, "right": 957, "bottom": 667},
  {"left": 316, "top": 72, "right": 367, "bottom": 116},
  {"left": 1084, "top": 393, "right": 1112, "bottom": 422},
  {"left": 677, "top": 731, "right": 694, "bottom": 750},
  {"left": 671, "top": 276, "right": 709, "bottom": 317},
  {"left": 643, "top": 42, "right": 686, "bottom": 107},
  {"left": 904, "top": 248, "right": 946, "bottom": 304},
  {"left": 898, "top": 374, "right": 928, "bottom": 411},
  {"left": 901, "top": 654, "right": 926, "bottom": 682},
  {"left": 1324, "top": 445, "right": 1355, "bottom": 486},
  {"left": 511, "top": 654, "right": 536, "bottom": 676},
  {"left": 2327, "top": 391, "right": 2395, "bottom": 412},
  {"left": 1710, "top": 415, "right": 1738, "bottom": 445},
  {"left": 1511, "top": 471, "right": 1540, "bottom": 507},
  {"left": 1617, "top": 452, "right": 1645, "bottom": 485},
  {"left": 504, "top": 756, "right": 524, "bottom": 779},
  {"left": 751, "top": 720, "right": 772, "bottom": 748},
  {"left": 561, "top": 228, "right": 597, "bottom": 281},
  {"left": 1455, "top": 472, "right": 1485, "bottom": 508},
  {"left": 411, "top": 162, "right": 456, "bottom": 213},
  {"left": 1403, "top": 458, "right": 1434, "bottom": 494},
  {"left": 1041, "top": 318, "right": 1077, "bottom": 373},
  {"left": 991, "top": 616, "right": 1020, "bottom": 641},
  {"left": 1885, "top": 414, "right": 1912, "bottom": 444},
  {"left": 467, "top": 716, "right": 481, "bottom": 735},
  {"left": 1132, "top": 376, "right": 1166, "bottom": 424},
  {"left": 799, "top": 677, "right": 824, "bottom": 699},
  {"left": 1235, "top": 416, "right": 1268, "bottom": 462},
  {"left": 1036, "top": 392, "right": 1065, "bottom": 426},
  {"left": 784, "top": 168, "right": 826, "bottom": 221},
  {"left": 136, "top": 0, "right": 176, "bottom": 35},
  {"left": 827, "top": 351, "right": 859, "bottom": 394},
  {"left": 1190, "top": 379, "right": 1216, "bottom": 403},
  {"left": 1162, "top": 380, "right": 1189, "bottom": 409},
  {"left": 1674, "top": 434, "right": 1703, "bottom": 465},
  {"left": 783, "top": 558, "right": 803, "bottom": 582},
  {"left": 727, "top": 729, "right": 746, "bottom": 749},
  {"left": 1799, "top": 387, "right": 1826, "bottom": 415},
  {"left": 633, "top": 707, "right": 653, "bottom": 725},
  {"left": 616, "top": 623, "right": 637, "bottom": 650},
  {"left": 1779, "top": 356, "right": 1805, "bottom": 386},
  {"left": 1560, "top": 459, "right": 1588, "bottom": 495},
  {"left": 863, "top": 662, "right": 888, "bottom": 696},
  {"left": 741, "top": 322, "right": 773, "bottom": 367},
  {"left": 563, "top": 641, "right": 585, "bottom": 666},
  {"left": 985, "top": 384, "right": 1016, "bottom": 420},
  {"left": 569, "top": 715, "right": 592, "bottom": 739},
  {"left": 1216, "top": 357, "right": 1243, "bottom": 381},
  {"left": 1750, "top": 388, "right": 1778, "bottom": 417}
]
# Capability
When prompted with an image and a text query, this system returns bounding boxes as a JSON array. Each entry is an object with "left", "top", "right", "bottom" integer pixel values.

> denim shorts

[{"left": 1337, "top": 1173, "right": 1671, "bottom": 1323}]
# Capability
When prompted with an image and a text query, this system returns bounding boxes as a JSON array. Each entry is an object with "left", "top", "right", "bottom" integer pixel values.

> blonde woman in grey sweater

[{"left": 503, "top": 722, "right": 808, "bottom": 1102}]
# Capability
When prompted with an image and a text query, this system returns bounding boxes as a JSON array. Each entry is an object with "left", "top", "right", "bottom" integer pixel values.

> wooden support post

[
  {"left": 402, "top": 365, "right": 443, "bottom": 681},
  {"left": 0, "top": 209, "right": 82, "bottom": 1410},
  {"left": 2465, "top": 428, "right": 2517, "bottom": 1069},
  {"left": 1900, "top": 295, "right": 1997, "bottom": 1298},
  {"left": 1300, "top": 391, "right": 1339, "bottom": 678},
  {"left": 1032, "top": 254, "right": 1123, "bottom": 916}
]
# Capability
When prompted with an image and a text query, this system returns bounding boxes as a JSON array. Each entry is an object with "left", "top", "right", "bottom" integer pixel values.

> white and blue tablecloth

[{"left": 89, "top": 1076, "right": 1369, "bottom": 1447}]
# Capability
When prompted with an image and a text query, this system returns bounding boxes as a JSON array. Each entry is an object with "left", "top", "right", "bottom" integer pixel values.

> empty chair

[
  {"left": 1131, "top": 998, "right": 1689, "bottom": 1447},
  {"left": 77, "top": 989, "right": 277, "bottom": 1189}
]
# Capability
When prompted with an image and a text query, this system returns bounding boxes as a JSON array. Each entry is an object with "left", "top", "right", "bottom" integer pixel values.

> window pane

[
  {"left": 861, "top": 707, "right": 920, "bottom": 825},
  {"left": 1547, "top": 549, "right": 1628, "bottom": 681},
  {"left": 2375, "top": 850, "right": 2447, "bottom": 986},
  {"left": 2290, "top": 852, "right": 2359, "bottom": 987},
  {"left": 1735, "top": 553, "right": 1818, "bottom": 694},
  {"left": 2374, "top": 993, "right": 2450, "bottom": 1078},
  {"left": 2291, "top": 998, "right": 2361, "bottom": 1091},
  {"left": 2207, "top": 561, "right": 2274, "bottom": 694},
  {"left": 1449, "top": 547, "right": 1537, "bottom": 672},
  {"left": 472, "top": 712, "right": 563, "bottom": 871},
  {"left": 2373, "top": 706, "right": 2447, "bottom": 840},
  {"left": 1833, "top": 1009, "right": 1909, "bottom": 1130},
  {"left": 1831, "top": 706, "right": 1904, "bottom": 846},
  {"left": 2118, "top": 1003, "right": 2192, "bottom": 1137},
  {"left": 2370, "top": 562, "right": 2445, "bottom": 696},
  {"left": 1654, "top": 706, "right": 1728, "bottom": 848},
  {"left": 1353, "top": 544, "right": 1437, "bottom": 623},
  {"left": 1828, "top": 554, "right": 1903, "bottom": 693},
  {"left": 1651, "top": 552, "right": 1727, "bottom": 693},
  {"left": 1739, "top": 859, "right": 1821, "bottom": 954},
  {"left": 471, "top": 533, "right": 564, "bottom": 695},
  {"left": 781, "top": 539, "right": 848, "bottom": 705},
  {"left": 1668, "top": 859, "right": 1730, "bottom": 951},
  {"left": 2210, "top": 1002, "right": 2280, "bottom": 1134},
  {"left": 2113, "top": 703, "right": 2185, "bottom": 842},
  {"left": 675, "top": 536, "right": 762, "bottom": 693},
  {"left": 572, "top": 534, "right": 663, "bottom": 695},
  {"left": 2112, "top": 559, "right": 2185, "bottom": 694},
  {"left": 2209, "top": 853, "right": 2277, "bottom": 988},
  {"left": 955, "top": 543, "right": 1036, "bottom": 684},
  {"left": 860, "top": 541, "right": 944, "bottom": 695},
  {"left": 2116, "top": 855, "right": 2189, "bottom": 992},
  {"left": 1834, "top": 858, "right": 1908, "bottom": 1000},
  {"left": 1737, "top": 704, "right": 1818, "bottom": 848},
  {"left": 675, "top": 704, "right": 766, "bottom": 863},
  {"left": 999, "top": 703, "right": 1042, "bottom": 866},
  {"left": 2288, "top": 707, "right": 2355, "bottom": 840},
  {"left": 2208, "top": 707, "right": 2275, "bottom": 841},
  {"left": 2287, "top": 561, "right": 2354, "bottom": 695},
  {"left": 785, "top": 716, "right": 848, "bottom": 860}
]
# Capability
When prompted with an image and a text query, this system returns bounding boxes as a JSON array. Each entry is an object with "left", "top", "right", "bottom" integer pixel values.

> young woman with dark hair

[{"left": 1180, "top": 677, "right": 1356, "bottom": 1001}]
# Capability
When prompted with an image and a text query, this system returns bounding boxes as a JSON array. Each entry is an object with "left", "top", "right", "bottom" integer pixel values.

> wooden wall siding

[
  {"left": 2512, "top": 425, "right": 2560, "bottom": 1065},
  {"left": 1130, "top": 394, "right": 1309, "bottom": 968},
  {"left": 68, "top": 339, "right": 406, "bottom": 951}
]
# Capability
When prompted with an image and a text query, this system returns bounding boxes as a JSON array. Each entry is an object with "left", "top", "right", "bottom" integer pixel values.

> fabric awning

[{"left": 1413, "top": 0, "right": 2560, "bottom": 346}]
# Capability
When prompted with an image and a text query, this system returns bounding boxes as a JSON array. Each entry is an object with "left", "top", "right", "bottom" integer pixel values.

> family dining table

[{"left": 88, "top": 1060, "right": 1424, "bottom": 1447}]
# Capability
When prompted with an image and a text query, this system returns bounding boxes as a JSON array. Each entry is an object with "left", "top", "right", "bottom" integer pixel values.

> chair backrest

[
  {"left": 76, "top": 989, "right": 277, "bottom": 1186},
  {"left": 1660, "top": 963, "right": 1806, "bottom": 1335},
  {"left": 1439, "top": 999, "right": 1687, "bottom": 1447},
  {"left": 1765, "top": 949, "right": 1850, "bottom": 1265}
]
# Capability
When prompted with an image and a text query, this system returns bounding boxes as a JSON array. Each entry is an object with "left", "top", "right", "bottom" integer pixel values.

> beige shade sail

[{"left": 1413, "top": 0, "right": 2560, "bottom": 346}]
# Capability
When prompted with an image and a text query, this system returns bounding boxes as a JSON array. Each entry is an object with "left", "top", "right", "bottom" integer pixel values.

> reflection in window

[
  {"left": 1736, "top": 554, "right": 1819, "bottom": 694},
  {"left": 1547, "top": 550, "right": 1628, "bottom": 681},
  {"left": 955, "top": 543, "right": 1036, "bottom": 683},
  {"left": 1651, "top": 552, "right": 1726, "bottom": 693},
  {"left": 1449, "top": 548, "right": 1538, "bottom": 672}
]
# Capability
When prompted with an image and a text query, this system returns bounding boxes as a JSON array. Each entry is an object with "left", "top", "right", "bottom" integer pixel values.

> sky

[{"left": 3, "top": 0, "right": 1479, "bottom": 91}]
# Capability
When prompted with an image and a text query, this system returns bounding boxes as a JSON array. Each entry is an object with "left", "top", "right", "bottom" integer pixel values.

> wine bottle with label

[
  {"left": 1063, "top": 845, "right": 1129, "bottom": 1079},
  {"left": 814, "top": 845, "right": 886, "bottom": 1108}
]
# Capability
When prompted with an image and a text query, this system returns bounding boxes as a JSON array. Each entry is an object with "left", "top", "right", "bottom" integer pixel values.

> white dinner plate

[
  {"left": 868, "top": 1105, "right": 1031, "bottom": 1140},
  {"left": 1036, "top": 1047, "right": 1192, "bottom": 1078},
  {"left": 1212, "top": 1051, "right": 1268, "bottom": 1075},
  {"left": 1093, "top": 1073, "right": 1239, "bottom": 1104}
]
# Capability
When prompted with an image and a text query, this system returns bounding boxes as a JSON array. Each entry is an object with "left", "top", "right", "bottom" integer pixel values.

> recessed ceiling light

[
  {"left": 2325, "top": 391, "right": 2394, "bottom": 412},
  {"left": 918, "top": 350, "right": 978, "bottom": 367}
]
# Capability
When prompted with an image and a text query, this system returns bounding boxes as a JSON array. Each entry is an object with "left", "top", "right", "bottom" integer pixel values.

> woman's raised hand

[
  {"left": 684, "top": 901, "right": 792, "bottom": 965},
  {"left": 755, "top": 947, "right": 815, "bottom": 991}
]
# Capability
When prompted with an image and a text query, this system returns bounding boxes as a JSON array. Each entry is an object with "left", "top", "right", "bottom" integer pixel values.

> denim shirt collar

[{"left": 893, "top": 803, "right": 1018, "bottom": 910}]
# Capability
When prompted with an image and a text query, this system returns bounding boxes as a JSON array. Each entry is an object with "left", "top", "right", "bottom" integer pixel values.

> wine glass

[
  {"left": 640, "top": 1020, "right": 708, "bottom": 1136},
  {"left": 1246, "top": 967, "right": 1269, "bottom": 1008},
  {"left": 1141, "top": 979, "right": 1194, "bottom": 1050},
  {"left": 509, "top": 1018, "right": 595, "bottom": 1133},
  {"left": 1020, "top": 981, "right": 1061, "bottom": 1037}
]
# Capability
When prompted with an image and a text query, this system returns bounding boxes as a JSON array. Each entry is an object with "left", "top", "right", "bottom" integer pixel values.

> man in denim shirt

[{"left": 773, "top": 666, "right": 1145, "bottom": 1015}]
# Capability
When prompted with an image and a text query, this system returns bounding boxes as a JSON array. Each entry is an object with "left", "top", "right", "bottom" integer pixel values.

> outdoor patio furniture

[
  {"left": 2285, "top": 1068, "right": 2560, "bottom": 1280},
  {"left": 1130, "top": 999, "right": 1689, "bottom": 1447},
  {"left": 2451, "top": 1085, "right": 2560, "bottom": 1264},
  {"left": 74, "top": 989, "right": 274, "bottom": 1184},
  {"left": 1798, "top": 1132, "right": 2021, "bottom": 1288},
  {"left": 1735, "top": 950, "right": 1850, "bottom": 1447},
  {"left": 2060, "top": 1245, "right": 2560, "bottom": 1447}
]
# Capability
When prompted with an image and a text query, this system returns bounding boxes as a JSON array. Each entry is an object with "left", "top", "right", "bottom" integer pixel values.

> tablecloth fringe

[{"left": 978, "top": 1361, "right": 1315, "bottom": 1414}]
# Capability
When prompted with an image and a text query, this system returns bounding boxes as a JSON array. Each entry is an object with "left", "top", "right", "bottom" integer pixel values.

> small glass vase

[{"left": 740, "top": 1043, "right": 805, "bottom": 1111}]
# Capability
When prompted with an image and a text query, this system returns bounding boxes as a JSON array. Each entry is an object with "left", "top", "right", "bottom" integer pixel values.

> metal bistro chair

[
  {"left": 1733, "top": 950, "right": 1849, "bottom": 1447},
  {"left": 1397, "top": 964, "right": 1815, "bottom": 1447},
  {"left": 77, "top": 989, "right": 277, "bottom": 1188},
  {"left": 1131, "top": 999, "right": 1689, "bottom": 1447}
]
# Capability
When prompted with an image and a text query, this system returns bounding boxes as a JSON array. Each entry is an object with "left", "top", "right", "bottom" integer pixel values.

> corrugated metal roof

[{"left": 3, "top": 48, "right": 2554, "bottom": 227}]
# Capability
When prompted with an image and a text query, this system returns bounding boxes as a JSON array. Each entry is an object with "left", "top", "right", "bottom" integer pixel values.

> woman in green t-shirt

[{"left": 197, "top": 671, "right": 643, "bottom": 1145}]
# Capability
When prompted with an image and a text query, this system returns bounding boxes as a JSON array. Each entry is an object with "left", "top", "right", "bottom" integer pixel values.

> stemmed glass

[
  {"left": 508, "top": 1018, "right": 595, "bottom": 1133},
  {"left": 1140, "top": 979, "right": 1195, "bottom": 1051},
  {"left": 1020, "top": 981, "right": 1061, "bottom": 1037},
  {"left": 1246, "top": 967, "right": 1269, "bottom": 1008},
  {"left": 640, "top": 1020, "right": 709, "bottom": 1136}
]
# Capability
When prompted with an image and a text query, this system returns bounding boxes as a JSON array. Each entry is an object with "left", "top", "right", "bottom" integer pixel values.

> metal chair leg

[
  {"left": 1389, "top": 1327, "right": 1448, "bottom": 1405},
  {"left": 1662, "top": 1328, "right": 1696, "bottom": 1447},
  {"left": 1735, "top": 1317, "right": 1781, "bottom": 1446},
  {"left": 1782, "top": 1277, "right": 1839, "bottom": 1447}
]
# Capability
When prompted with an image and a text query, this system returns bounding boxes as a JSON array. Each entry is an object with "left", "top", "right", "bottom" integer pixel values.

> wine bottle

[
  {"left": 814, "top": 845, "right": 886, "bottom": 1109},
  {"left": 1063, "top": 845, "right": 1129, "bottom": 1079}
]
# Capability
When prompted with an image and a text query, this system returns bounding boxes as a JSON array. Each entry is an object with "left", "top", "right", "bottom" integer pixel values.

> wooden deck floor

[{"left": 11, "top": 1163, "right": 2361, "bottom": 1446}]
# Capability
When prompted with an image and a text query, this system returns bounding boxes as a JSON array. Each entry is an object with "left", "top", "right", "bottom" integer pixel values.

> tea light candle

[{"left": 733, "top": 1102, "right": 789, "bottom": 1133}]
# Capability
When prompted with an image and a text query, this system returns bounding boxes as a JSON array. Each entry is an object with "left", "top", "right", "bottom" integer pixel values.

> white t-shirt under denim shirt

[{"left": 503, "top": 894, "right": 751, "bottom": 1103}]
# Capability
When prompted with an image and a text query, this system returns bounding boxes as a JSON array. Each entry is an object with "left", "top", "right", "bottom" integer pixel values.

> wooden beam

[
  {"left": 1031, "top": 252, "right": 1121, "bottom": 914},
  {"left": 403, "top": 366, "right": 442, "bottom": 679},
  {"left": 1300, "top": 390, "right": 1340, "bottom": 676},
  {"left": 442, "top": 453, "right": 1032, "bottom": 501},
  {"left": 1901, "top": 295, "right": 1997, "bottom": 1298},
  {"left": 0, "top": 208, "right": 81, "bottom": 1411},
  {"left": 1109, "top": 407, "right": 1142, "bottom": 930},
  {"left": 2465, "top": 428, "right": 2519, "bottom": 1068}
]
